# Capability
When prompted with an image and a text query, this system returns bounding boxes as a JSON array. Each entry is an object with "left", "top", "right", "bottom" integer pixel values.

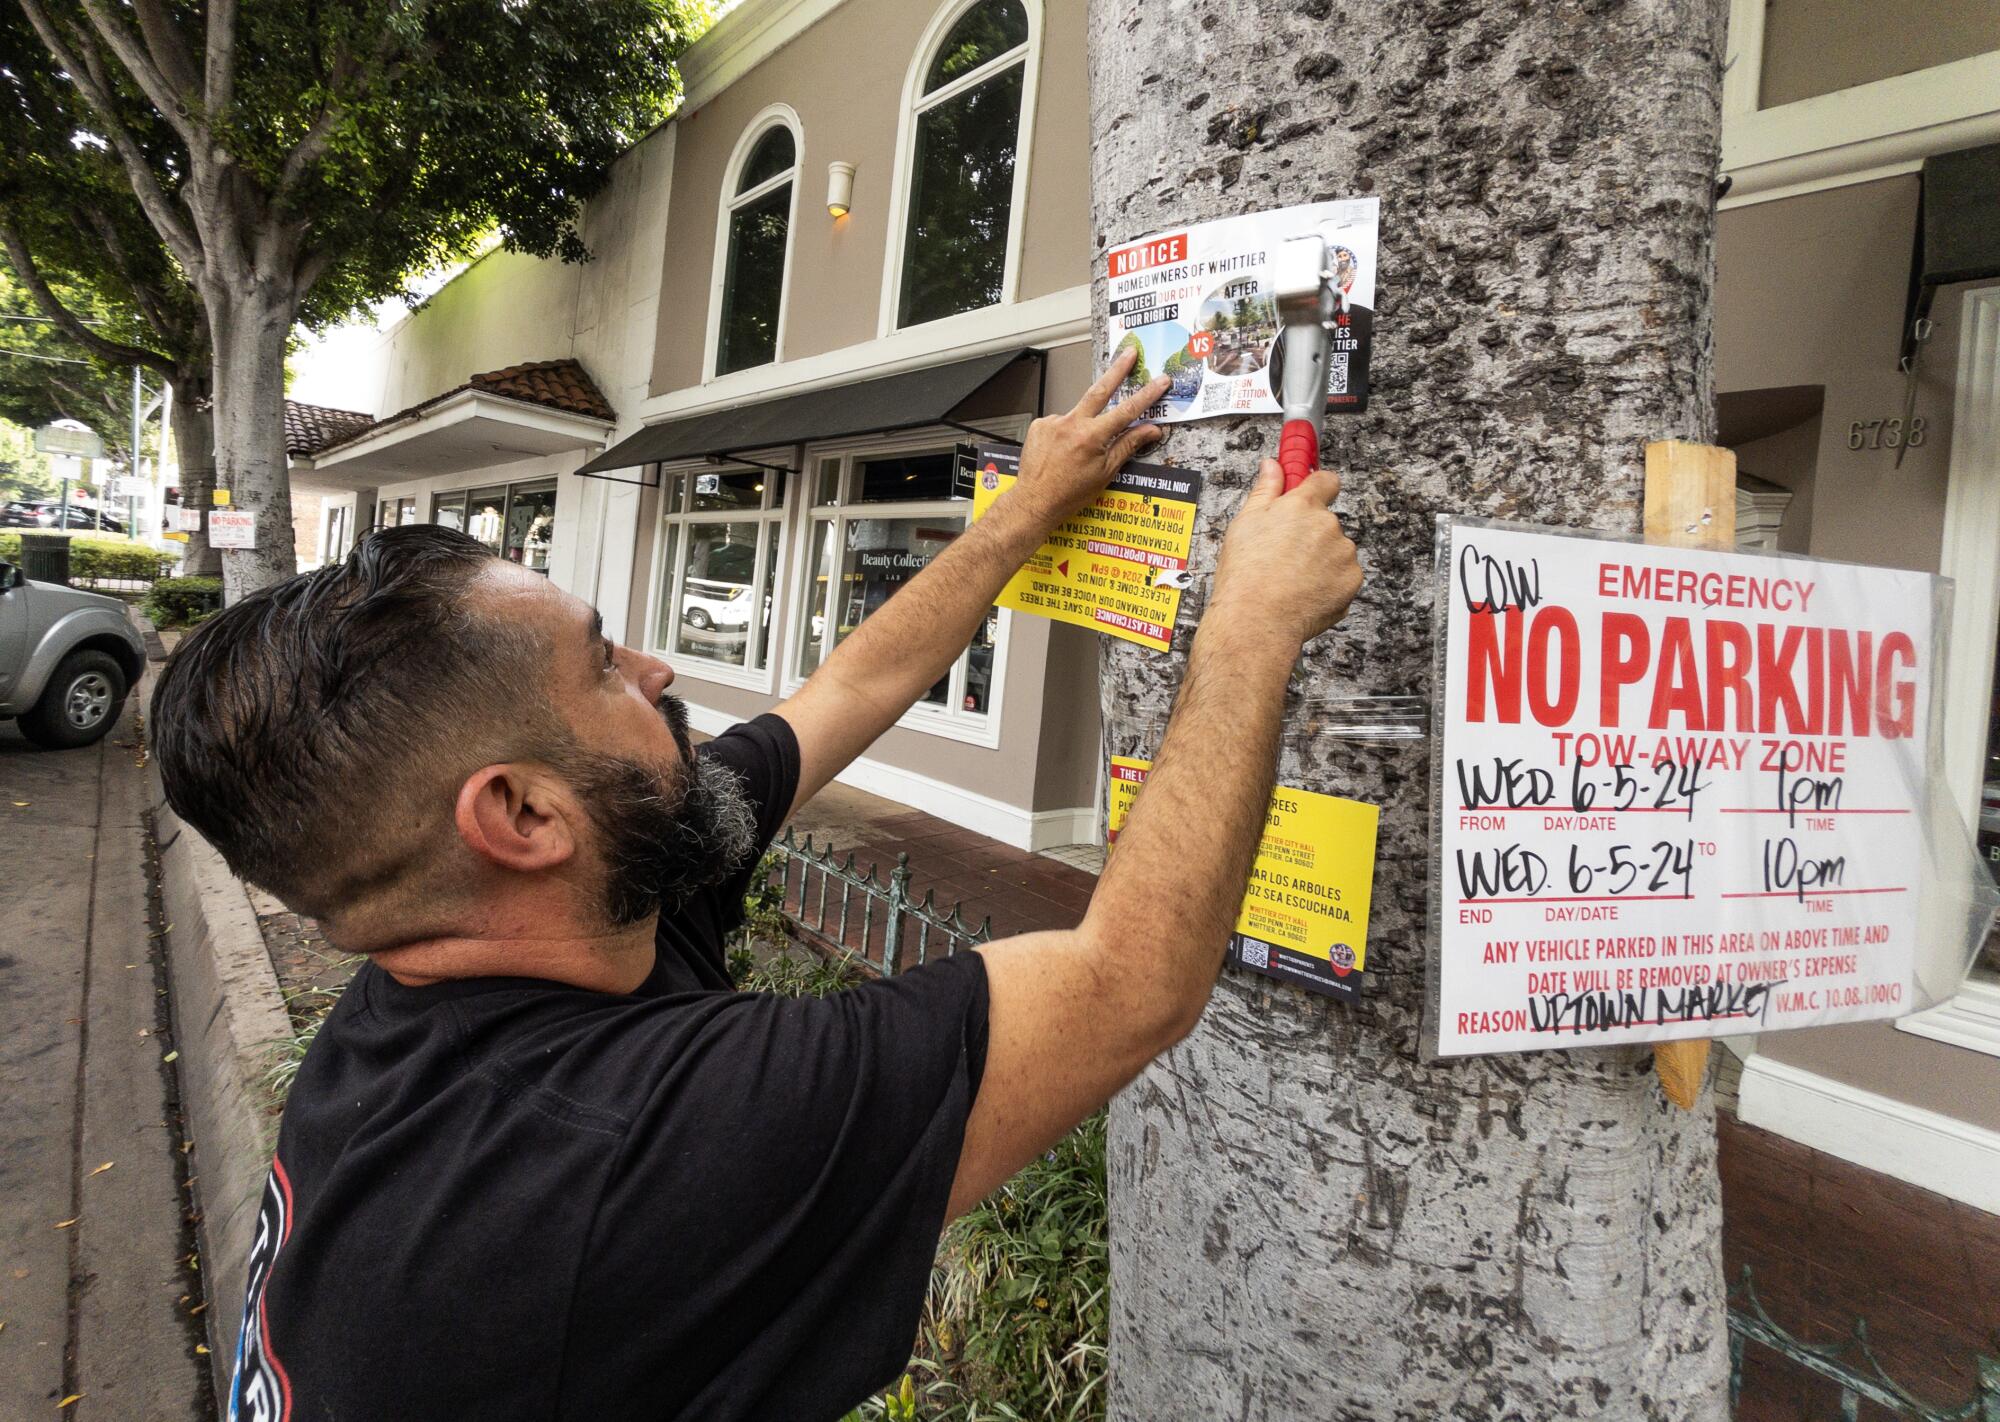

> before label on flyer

[{"left": 1106, "top": 198, "right": 1379, "bottom": 422}]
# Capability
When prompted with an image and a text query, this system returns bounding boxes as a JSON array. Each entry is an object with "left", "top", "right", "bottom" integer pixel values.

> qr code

[
  {"left": 1199, "top": 378, "right": 1231, "bottom": 415},
  {"left": 1328, "top": 352, "right": 1350, "bottom": 395},
  {"left": 1237, "top": 939, "right": 1270, "bottom": 969}
]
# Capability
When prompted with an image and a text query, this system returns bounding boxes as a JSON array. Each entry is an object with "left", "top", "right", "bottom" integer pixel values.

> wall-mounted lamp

[{"left": 827, "top": 161, "right": 856, "bottom": 218}]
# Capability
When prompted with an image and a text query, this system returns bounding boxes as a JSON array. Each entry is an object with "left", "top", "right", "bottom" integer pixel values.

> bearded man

[{"left": 151, "top": 348, "right": 1362, "bottom": 1421}]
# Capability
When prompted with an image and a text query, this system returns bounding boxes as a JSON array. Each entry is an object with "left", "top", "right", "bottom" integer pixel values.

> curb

[{"left": 139, "top": 629, "right": 289, "bottom": 1407}]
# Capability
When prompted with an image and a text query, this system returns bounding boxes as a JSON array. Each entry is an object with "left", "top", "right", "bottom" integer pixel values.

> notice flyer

[
  {"left": 1427, "top": 519, "right": 1939, "bottom": 1058},
  {"left": 1105, "top": 198, "right": 1379, "bottom": 423},
  {"left": 968, "top": 444, "right": 1200, "bottom": 654},
  {"left": 1109, "top": 755, "right": 1380, "bottom": 999}
]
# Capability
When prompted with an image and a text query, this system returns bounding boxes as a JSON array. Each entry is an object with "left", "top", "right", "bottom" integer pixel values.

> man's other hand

[
  {"left": 1212, "top": 460, "right": 1362, "bottom": 647},
  {"left": 1009, "top": 346, "right": 1171, "bottom": 527}
]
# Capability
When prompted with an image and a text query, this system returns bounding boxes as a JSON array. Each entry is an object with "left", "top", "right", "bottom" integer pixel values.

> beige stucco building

[{"left": 289, "top": 0, "right": 2000, "bottom": 1210}]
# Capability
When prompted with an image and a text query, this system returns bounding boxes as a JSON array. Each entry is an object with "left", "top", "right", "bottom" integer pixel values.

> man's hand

[
  {"left": 1005, "top": 345, "right": 1171, "bottom": 528},
  {"left": 1211, "top": 460, "right": 1363, "bottom": 648}
]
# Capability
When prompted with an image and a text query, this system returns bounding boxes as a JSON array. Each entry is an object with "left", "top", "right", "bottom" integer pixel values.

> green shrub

[
  {"left": 143, "top": 575, "right": 223, "bottom": 627},
  {"left": 68, "top": 535, "right": 178, "bottom": 583},
  {"left": 0, "top": 531, "right": 177, "bottom": 582}
]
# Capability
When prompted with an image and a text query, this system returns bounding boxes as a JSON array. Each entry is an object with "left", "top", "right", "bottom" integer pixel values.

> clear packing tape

[{"left": 1419, "top": 516, "right": 2000, "bottom": 1065}]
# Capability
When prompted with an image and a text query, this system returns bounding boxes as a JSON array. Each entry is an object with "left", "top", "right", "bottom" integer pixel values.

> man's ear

[{"left": 454, "top": 764, "right": 581, "bottom": 873}]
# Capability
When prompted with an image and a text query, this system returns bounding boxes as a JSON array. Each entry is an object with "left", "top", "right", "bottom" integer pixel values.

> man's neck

[{"left": 365, "top": 920, "right": 659, "bottom": 995}]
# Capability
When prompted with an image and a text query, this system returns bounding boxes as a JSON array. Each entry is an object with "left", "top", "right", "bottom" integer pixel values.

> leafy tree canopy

[
  {"left": 0, "top": 264, "right": 162, "bottom": 469},
  {"left": 3, "top": 0, "right": 713, "bottom": 328}
]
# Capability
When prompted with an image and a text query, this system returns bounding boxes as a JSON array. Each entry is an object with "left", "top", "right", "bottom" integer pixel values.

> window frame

[
  {"left": 778, "top": 420, "right": 1030, "bottom": 749},
  {"left": 705, "top": 105, "right": 806, "bottom": 383},
  {"left": 644, "top": 452, "right": 793, "bottom": 694},
  {"left": 425, "top": 477, "right": 560, "bottom": 572},
  {"left": 1899, "top": 286, "right": 2000, "bottom": 1057},
  {"left": 877, "top": 0, "right": 1042, "bottom": 338}
]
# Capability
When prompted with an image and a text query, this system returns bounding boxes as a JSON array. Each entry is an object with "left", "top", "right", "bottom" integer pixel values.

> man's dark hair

[{"left": 152, "top": 525, "right": 566, "bottom": 917}]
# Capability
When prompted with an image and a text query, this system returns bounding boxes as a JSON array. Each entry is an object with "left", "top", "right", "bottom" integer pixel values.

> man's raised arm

[
  {"left": 946, "top": 461, "right": 1361, "bottom": 1218},
  {"left": 772, "top": 347, "right": 1170, "bottom": 819}
]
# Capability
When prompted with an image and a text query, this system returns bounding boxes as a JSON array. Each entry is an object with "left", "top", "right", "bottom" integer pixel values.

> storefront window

[
  {"left": 504, "top": 482, "right": 558, "bottom": 570},
  {"left": 652, "top": 462, "right": 787, "bottom": 681},
  {"left": 465, "top": 487, "right": 507, "bottom": 553},
  {"left": 790, "top": 441, "right": 1005, "bottom": 729},
  {"left": 896, "top": 0, "right": 1030, "bottom": 329},
  {"left": 429, "top": 480, "right": 559, "bottom": 573}
]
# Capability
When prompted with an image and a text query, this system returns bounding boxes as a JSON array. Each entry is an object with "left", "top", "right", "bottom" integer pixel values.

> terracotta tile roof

[
  {"left": 283, "top": 400, "right": 376, "bottom": 457},
  {"left": 306, "top": 358, "right": 615, "bottom": 458},
  {"left": 468, "top": 360, "right": 614, "bottom": 422}
]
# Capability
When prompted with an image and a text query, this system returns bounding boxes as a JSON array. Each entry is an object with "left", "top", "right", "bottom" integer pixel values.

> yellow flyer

[
  {"left": 1107, "top": 755, "right": 1379, "bottom": 1000},
  {"left": 969, "top": 445, "right": 1199, "bottom": 653}
]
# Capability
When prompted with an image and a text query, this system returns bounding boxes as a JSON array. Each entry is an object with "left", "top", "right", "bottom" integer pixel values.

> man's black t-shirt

[{"left": 228, "top": 716, "right": 991, "bottom": 1422}]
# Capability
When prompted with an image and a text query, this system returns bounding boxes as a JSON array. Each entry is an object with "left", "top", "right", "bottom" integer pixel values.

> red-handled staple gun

[{"left": 1272, "top": 234, "right": 1336, "bottom": 492}]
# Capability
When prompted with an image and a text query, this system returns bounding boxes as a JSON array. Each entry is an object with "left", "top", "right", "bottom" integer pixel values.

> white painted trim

[
  {"left": 1898, "top": 286, "right": 2000, "bottom": 1057},
  {"left": 308, "top": 391, "right": 613, "bottom": 474},
  {"left": 678, "top": 0, "right": 849, "bottom": 114},
  {"left": 1737, "top": 1053, "right": 2000, "bottom": 1213},
  {"left": 1721, "top": 0, "right": 1763, "bottom": 118},
  {"left": 682, "top": 696, "right": 1077, "bottom": 849},
  {"left": 703, "top": 105, "right": 805, "bottom": 383},
  {"left": 1933, "top": 288, "right": 2000, "bottom": 836},
  {"left": 636, "top": 285, "right": 1089, "bottom": 425},
  {"left": 876, "top": 0, "right": 1042, "bottom": 338},
  {"left": 1902, "top": 978, "right": 2000, "bottom": 1056},
  {"left": 1720, "top": 50, "right": 2000, "bottom": 208}
]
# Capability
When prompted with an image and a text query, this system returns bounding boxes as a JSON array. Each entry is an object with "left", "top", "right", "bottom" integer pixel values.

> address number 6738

[{"left": 1848, "top": 416, "right": 1926, "bottom": 451}]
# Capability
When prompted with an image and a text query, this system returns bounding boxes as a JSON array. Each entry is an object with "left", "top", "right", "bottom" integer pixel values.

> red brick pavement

[{"left": 783, "top": 787, "right": 1998, "bottom": 1418}]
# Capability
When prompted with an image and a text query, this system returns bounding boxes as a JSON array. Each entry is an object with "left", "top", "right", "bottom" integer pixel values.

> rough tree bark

[
  {"left": 169, "top": 370, "right": 220, "bottom": 578},
  {"left": 1089, "top": 1, "right": 1731, "bottom": 1417},
  {"left": 205, "top": 290, "right": 298, "bottom": 597}
]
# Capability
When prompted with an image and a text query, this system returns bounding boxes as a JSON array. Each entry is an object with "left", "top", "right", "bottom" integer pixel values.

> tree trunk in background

[
  {"left": 169, "top": 372, "right": 221, "bottom": 578},
  {"left": 209, "top": 293, "right": 297, "bottom": 601},
  {"left": 1089, "top": 1, "right": 1730, "bottom": 1417}
]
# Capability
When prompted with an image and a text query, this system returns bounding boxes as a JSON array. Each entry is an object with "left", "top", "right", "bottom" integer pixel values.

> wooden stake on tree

[
  {"left": 1644, "top": 439, "right": 1739, "bottom": 1111},
  {"left": 1089, "top": 1, "right": 1733, "bottom": 1415}
]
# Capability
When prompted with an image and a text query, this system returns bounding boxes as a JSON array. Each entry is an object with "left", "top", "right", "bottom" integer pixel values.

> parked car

[
  {"left": 0, "top": 500, "right": 46, "bottom": 527},
  {"left": 31, "top": 502, "right": 128, "bottom": 533},
  {"left": 0, "top": 558, "right": 146, "bottom": 748}
]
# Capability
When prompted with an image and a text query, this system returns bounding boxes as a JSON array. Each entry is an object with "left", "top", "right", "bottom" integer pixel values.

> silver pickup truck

[{"left": 0, "top": 558, "right": 148, "bottom": 748}]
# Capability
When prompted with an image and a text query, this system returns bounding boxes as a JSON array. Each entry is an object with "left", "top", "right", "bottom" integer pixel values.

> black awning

[{"left": 576, "top": 348, "right": 1040, "bottom": 477}]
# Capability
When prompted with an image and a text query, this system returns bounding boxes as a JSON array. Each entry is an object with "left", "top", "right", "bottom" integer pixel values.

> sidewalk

[{"left": 0, "top": 695, "right": 209, "bottom": 1419}]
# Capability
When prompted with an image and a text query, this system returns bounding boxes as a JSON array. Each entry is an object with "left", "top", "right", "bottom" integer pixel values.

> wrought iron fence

[
  {"left": 1729, "top": 1268, "right": 2000, "bottom": 1420},
  {"left": 760, "top": 829, "right": 993, "bottom": 975}
]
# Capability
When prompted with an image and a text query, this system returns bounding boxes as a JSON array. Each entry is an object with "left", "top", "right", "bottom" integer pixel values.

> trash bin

[{"left": 17, "top": 533, "right": 70, "bottom": 586}]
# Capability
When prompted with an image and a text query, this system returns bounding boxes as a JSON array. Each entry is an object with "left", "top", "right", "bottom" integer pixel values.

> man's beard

[{"left": 560, "top": 693, "right": 758, "bottom": 927}]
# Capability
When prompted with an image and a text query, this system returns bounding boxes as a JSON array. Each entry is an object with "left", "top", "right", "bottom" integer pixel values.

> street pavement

[{"left": 0, "top": 701, "right": 209, "bottom": 1419}]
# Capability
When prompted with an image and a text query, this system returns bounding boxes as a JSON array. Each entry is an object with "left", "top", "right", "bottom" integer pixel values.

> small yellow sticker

[{"left": 211, "top": 489, "right": 231, "bottom": 507}]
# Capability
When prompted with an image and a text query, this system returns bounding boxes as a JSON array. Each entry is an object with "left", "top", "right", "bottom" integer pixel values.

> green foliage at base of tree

[{"left": 142, "top": 575, "right": 223, "bottom": 627}]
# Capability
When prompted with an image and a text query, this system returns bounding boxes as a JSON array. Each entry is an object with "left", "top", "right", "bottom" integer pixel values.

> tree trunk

[
  {"left": 1089, "top": 2, "right": 1730, "bottom": 1417},
  {"left": 209, "top": 290, "right": 297, "bottom": 601},
  {"left": 169, "top": 371, "right": 221, "bottom": 578}
]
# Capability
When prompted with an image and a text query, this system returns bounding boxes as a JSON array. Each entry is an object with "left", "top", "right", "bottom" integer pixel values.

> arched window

[
  {"left": 713, "top": 117, "right": 799, "bottom": 376},
  {"left": 893, "top": 0, "right": 1033, "bottom": 329}
]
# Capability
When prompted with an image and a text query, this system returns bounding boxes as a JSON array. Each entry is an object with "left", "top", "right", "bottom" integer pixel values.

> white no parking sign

[{"left": 1425, "top": 519, "right": 1940, "bottom": 1058}]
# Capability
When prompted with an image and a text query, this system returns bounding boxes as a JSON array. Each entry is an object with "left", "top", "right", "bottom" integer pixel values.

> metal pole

[{"left": 129, "top": 366, "right": 142, "bottom": 538}]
